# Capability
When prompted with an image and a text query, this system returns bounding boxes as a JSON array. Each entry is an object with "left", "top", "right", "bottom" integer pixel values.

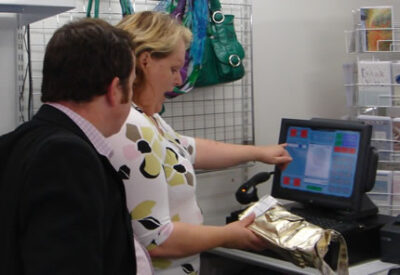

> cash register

[{"left": 229, "top": 118, "right": 394, "bottom": 266}]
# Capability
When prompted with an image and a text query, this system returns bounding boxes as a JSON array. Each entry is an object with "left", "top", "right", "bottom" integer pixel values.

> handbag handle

[
  {"left": 171, "top": 0, "right": 187, "bottom": 21},
  {"left": 86, "top": 0, "right": 100, "bottom": 18},
  {"left": 120, "top": 0, "right": 134, "bottom": 16},
  {"left": 208, "top": 0, "right": 224, "bottom": 24},
  {"left": 209, "top": 0, "right": 222, "bottom": 12}
]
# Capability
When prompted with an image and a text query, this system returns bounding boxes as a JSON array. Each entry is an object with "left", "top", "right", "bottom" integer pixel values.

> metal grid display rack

[{"left": 17, "top": 0, "right": 254, "bottom": 148}]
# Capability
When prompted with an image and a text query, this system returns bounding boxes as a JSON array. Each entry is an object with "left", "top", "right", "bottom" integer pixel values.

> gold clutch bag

[{"left": 240, "top": 195, "right": 349, "bottom": 275}]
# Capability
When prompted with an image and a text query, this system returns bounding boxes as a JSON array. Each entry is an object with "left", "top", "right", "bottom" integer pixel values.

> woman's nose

[{"left": 175, "top": 72, "right": 183, "bottom": 86}]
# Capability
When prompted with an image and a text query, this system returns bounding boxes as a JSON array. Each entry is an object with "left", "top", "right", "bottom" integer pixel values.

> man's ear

[{"left": 105, "top": 76, "right": 121, "bottom": 107}]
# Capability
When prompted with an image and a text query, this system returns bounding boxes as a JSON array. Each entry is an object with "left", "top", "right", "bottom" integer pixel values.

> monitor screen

[{"left": 272, "top": 118, "right": 374, "bottom": 212}]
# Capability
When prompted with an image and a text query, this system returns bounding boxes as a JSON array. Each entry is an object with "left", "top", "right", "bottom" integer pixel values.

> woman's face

[{"left": 144, "top": 39, "right": 186, "bottom": 112}]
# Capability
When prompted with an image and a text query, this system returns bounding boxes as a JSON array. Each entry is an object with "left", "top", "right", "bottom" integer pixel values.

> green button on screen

[
  {"left": 335, "top": 133, "right": 343, "bottom": 146},
  {"left": 306, "top": 185, "right": 322, "bottom": 192}
]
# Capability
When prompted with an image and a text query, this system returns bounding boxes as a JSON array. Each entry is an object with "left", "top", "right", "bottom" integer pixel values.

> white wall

[
  {"left": 253, "top": 0, "right": 398, "bottom": 148},
  {"left": 249, "top": 0, "right": 400, "bottom": 193},
  {"left": 0, "top": 15, "right": 18, "bottom": 134}
]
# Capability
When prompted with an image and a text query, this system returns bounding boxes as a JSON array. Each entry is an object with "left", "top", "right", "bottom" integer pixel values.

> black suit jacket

[{"left": 0, "top": 105, "right": 136, "bottom": 275}]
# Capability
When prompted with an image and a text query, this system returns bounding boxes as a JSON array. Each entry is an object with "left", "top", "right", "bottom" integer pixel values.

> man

[{"left": 0, "top": 18, "right": 137, "bottom": 274}]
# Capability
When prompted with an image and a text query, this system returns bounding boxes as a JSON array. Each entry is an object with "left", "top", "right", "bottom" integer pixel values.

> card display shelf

[
  {"left": 345, "top": 25, "right": 400, "bottom": 54},
  {"left": 344, "top": 8, "right": 400, "bottom": 216}
]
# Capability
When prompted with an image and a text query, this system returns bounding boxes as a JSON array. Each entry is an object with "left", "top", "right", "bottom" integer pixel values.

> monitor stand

[
  {"left": 286, "top": 194, "right": 378, "bottom": 221},
  {"left": 284, "top": 194, "right": 378, "bottom": 221},
  {"left": 333, "top": 195, "right": 378, "bottom": 221}
]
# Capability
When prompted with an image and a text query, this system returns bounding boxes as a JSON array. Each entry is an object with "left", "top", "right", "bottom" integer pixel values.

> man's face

[
  {"left": 120, "top": 55, "right": 136, "bottom": 104},
  {"left": 113, "top": 55, "right": 136, "bottom": 134},
  {"left": 121, "top": 57, "right": 136, "bottom": 110}
]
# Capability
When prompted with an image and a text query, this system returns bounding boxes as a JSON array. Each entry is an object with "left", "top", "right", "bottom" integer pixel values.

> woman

[{"left": 108, "top": 11, "right": 292, "bottom": 275}]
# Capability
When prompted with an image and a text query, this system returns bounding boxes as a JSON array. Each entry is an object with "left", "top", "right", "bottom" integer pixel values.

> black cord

[
  {"left": 18, "top": 26, "right": 32, "bottom": 122},
  {"left": 26, "top": 24, "right": 33, "bottom": 120},
  {"left": 18, "top": 66, "right": 29, "bottom": 123},
  {"left": 18, "top": 27, "right": 29, "bottom": 123}
]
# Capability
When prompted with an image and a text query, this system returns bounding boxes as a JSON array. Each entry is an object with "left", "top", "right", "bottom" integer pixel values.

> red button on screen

[
  {"left": 334, "top": 146, "right": 342, "bottom": 153},
  {"left": 283, "top": 177, "right": 290, "bottom": 185}
]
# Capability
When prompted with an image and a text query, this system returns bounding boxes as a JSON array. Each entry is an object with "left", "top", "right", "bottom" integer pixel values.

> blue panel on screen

[
  {"left": 271, "top": 118, "right": 375, "bottom": 213},
  {"left": 281, "top": 127, "right": 360, "bottom": 198}
]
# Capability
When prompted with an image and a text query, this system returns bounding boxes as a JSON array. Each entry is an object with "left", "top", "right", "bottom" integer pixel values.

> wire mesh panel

[{"left": 18, "top": 0, "right": 254, "bottom": 146}]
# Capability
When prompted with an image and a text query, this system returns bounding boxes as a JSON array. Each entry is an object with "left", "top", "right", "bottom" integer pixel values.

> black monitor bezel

[{"left": 271, "top": 118, "right": 372, "bottom": 212}]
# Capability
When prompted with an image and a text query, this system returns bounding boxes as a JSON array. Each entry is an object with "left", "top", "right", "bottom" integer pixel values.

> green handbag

[{"left": 195, "top": 0, "right": 245, "bottom": 87}]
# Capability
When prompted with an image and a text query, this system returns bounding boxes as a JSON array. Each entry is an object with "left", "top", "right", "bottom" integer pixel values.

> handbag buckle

[
  {"left": 212, "top": 11, "right": 225, "bottom": 24},
  {"left": 229, "top": 54, "right": 241, "bottom": 67}
]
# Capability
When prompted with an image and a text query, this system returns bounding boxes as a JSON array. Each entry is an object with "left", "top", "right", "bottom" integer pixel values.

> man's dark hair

[{"left": 41, "top": 18, "right": 135, "bottom": 103}]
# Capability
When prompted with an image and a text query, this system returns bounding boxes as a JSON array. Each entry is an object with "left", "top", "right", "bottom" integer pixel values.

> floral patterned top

[{"left": 108, "top": 105, "right": 203, "bottom": 275}]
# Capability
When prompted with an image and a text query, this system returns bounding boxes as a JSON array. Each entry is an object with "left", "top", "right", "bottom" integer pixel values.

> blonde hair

[
  {"left": 117, "top": 11, "right": 192, "bottom": 88},
  {"left": 117, "top": 11, "right": 192, "bottom": 58}
]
